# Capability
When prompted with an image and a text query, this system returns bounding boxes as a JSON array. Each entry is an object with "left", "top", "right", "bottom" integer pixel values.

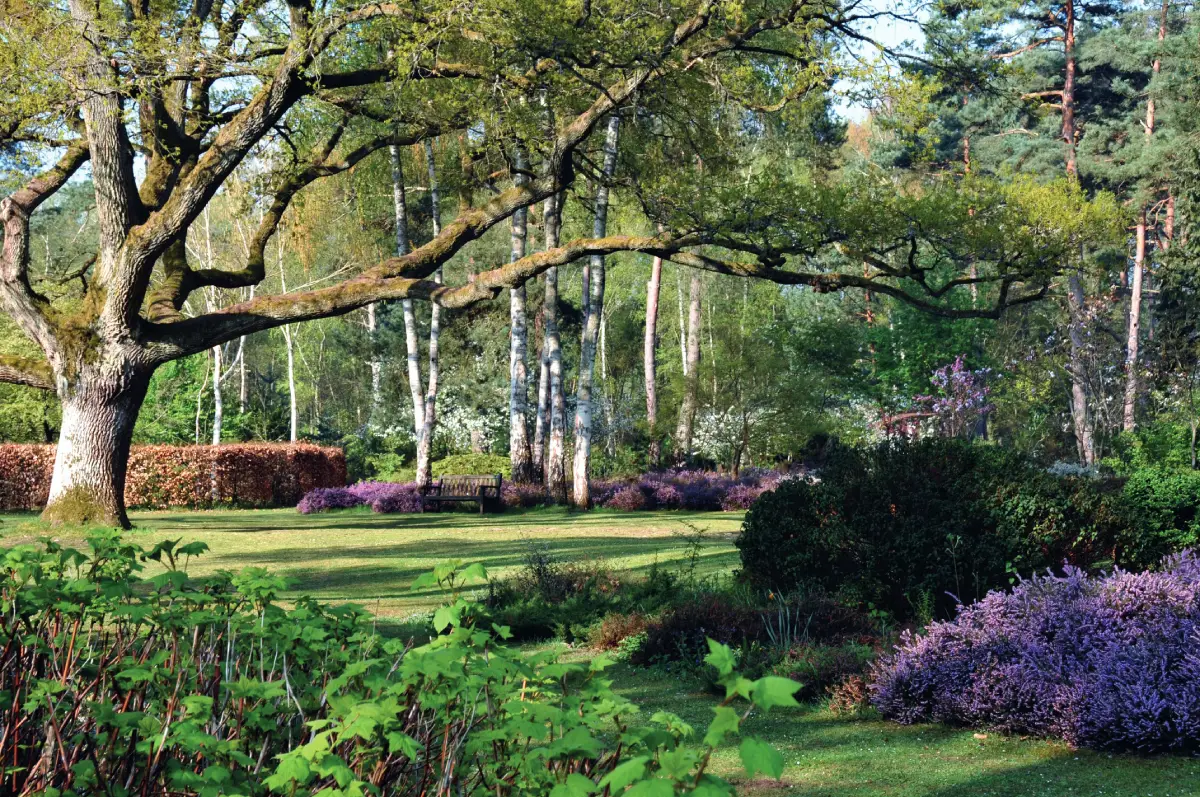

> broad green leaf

[
  {"left": 739, "top": 737, "right": 784, "bottom": 780},
  {"left": 599, "top": 756, "right": 649, "bottom": 792},
  {"left": 751, "top": 677, "right": 801, "bottom": 712},
  {"left": 703, "top": 639, "right": 736, "bottom": 677},
  {"left": 703, "top": 705, "right": 741, "bottom": 747}
]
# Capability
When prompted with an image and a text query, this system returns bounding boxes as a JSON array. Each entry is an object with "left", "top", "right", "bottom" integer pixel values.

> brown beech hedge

[{"left": 0, "top": 444, "right": 345, "bottom": 512}]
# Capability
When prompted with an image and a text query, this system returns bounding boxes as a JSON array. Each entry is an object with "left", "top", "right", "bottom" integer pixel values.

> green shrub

[
  {"left": 1119, "top": 467, "right": 1200, "bottom": 566},
  {"left": 432, "top": 452, "right": 511, "bottom": 478},
  {"left": 736, "top": 439, "right": 1190, "bottom": 620},
  {"left": 0, "top": 535, "right": 797, "bottom": 796}
]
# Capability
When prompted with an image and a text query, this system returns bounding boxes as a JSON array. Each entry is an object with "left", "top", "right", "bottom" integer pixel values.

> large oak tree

[{"left": 0, "top": 0, "right": 1102, "bottom": 525}]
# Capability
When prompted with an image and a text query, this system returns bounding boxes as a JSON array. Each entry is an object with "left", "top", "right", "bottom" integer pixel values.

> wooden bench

[{"left": 419, "top": 474, "right": 504, "bottom": 514}]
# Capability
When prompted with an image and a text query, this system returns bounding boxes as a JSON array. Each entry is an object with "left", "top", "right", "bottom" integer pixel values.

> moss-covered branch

[{"left": 0, "top": 355, "right": 55, "bottom": 391}]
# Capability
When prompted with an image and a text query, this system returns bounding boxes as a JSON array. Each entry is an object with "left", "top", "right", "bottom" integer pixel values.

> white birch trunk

[
  {"left": 675, "top": 274, "right": 702, "bottom": 464},
  {"left": 543, "top": 193, "right": 568, "bottom": 502},
  {"left": 1124, "top": 212, "right": 1147, "bottom": 432},
  {"left": 415, "top": 139, "right": 442, "bottom": 485},
  {"left": 509, "top": 148, "right": 533, "bottom": 482},
  {"left": 645, "top": 250, "right": 663, "bottom": 466},
  {"left": 572, "top": 115, "right": 619, "bottom": 507}
]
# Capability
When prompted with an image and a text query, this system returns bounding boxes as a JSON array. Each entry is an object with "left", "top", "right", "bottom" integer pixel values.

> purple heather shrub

[
  {"left": 296, "top": 487, "right": 362, "bottom": 514},
  {"left": 870, "top": 552, "right": 1200, "bottom": 752},
  {"left": 369, "top": 483, "right": 424, "bottom": 514},
  {"left": 503, "top": 481, "right": 548, "bottom": 508},
  {"left": 345, "top": 481, "right": 423, "bottom": 513},
  {"left": 641, "top": 479, "right": 683, "bottom": 510},
  {"left": 720, "top": 483, "right": 765, "bottom": 511},
  {"left": 589, "top": 479, "right": 628, "bottom": 508},
  {"left": 604, "top": 485, "right": 649, "bottom": 511}
]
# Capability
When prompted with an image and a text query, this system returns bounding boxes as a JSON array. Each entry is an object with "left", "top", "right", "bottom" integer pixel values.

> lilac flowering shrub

[
  {"left": 502, "top": 481, "right": 548, "bottom": 508},
  {"left": 914, "top": 355, "right": 994, "bottom": 438},
  {"left": 871, "top": 551, "right": 1200, "bottom": 752},
  {"left": 595, "top": 468, "right": 784, "bottom": 512},
  {"left": 297, "top": 481, "right": 424, "bottom": 514},
  {"left": 296, "top": 487, "right": 361, "bottom": 514}
]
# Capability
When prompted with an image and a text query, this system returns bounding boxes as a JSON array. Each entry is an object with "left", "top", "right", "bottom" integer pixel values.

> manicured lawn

[
  {"left": 2, "top": 506, "right": 1197, "bottom": 796},
  {"left": 0, "top": 506, "right": 743, "bottom": 620}
]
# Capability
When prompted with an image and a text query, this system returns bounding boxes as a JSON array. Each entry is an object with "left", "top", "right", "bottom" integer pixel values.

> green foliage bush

[
  {"left": 737, "top": 439, "right": 1200, "bottom": 620},
  {"left": 432, "top": 453, "right": 511, "bottom": 479},
  {"left": 0, "top": 535, "right": 797, "bottom": 796}
]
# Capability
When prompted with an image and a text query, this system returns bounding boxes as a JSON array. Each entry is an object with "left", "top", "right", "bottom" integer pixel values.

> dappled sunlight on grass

[
  {"left": 4, "top": 506, "right": 1197, "bottom": 795},
  {"left": 0, "top": 506, "right": 742, "bottom": 619}
]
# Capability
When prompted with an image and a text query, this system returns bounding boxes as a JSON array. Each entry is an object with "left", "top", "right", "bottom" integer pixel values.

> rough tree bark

[
  {"left": 675, "top": 273, "right": 702, "bottom": 464},
  {"left": 644, "top": 250, "right": 664, "bottom": 466},
  {"left": 1060, "top": 0, "right": 1096, "bottom": 463},
  {"left": 509, "top": 148, "right": 534, "bottom": 483},
  {"left": 572, "top": 114, "right": 620, "bottom": 507}
]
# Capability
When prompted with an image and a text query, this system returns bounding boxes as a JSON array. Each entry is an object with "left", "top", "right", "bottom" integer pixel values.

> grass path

[{"left": 1, "top": 506, "right": 1197, "bottom": 796}]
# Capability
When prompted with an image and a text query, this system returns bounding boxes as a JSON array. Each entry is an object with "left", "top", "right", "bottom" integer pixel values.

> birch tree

[{"left": 573, "top": 115, "right": 620, "bottom": 507}]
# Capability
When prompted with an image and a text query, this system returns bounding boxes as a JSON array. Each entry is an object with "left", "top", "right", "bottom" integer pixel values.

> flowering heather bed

[
  {"left": 298, "top": 468, "right": 789, "bottom": 514},
  {"left": 297, "top": 481, "right": 422, "bottom": 514},
  {"left": 871, "top": 551, "right": 1200, "bottom": 753},
  {"left": 593, "top": 468, "right": 787, "bottom": 512}
]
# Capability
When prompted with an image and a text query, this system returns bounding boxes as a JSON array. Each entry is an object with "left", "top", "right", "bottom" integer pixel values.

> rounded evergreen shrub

[{"left": 736, "top": 477, "right": 859, "bottom": 598}]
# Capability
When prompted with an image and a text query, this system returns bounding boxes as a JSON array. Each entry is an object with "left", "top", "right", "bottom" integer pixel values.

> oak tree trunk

[
  {"left": 43, "top": 361, "right": 151, "bottom": 529},
  {"left": 572, "top": 115, "right": 619, "bottom": 507}
]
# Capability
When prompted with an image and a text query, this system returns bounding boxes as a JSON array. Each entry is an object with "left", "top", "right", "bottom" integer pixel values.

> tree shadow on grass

[
  {"left": 133, "top": 507, "right": 742, "bottom": 536},
  {"left": 205, "top": 541, "right": 739, "bottom": 603}
]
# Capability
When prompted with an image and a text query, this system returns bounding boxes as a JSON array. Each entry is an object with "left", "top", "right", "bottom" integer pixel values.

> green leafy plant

[{"left": 0, "top": 534, "right": 796, "bottom": 795}]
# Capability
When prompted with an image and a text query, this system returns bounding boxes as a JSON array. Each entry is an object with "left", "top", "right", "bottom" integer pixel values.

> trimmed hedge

[{"left": 0, "top": 443, "right": 345, "bottom": 511}]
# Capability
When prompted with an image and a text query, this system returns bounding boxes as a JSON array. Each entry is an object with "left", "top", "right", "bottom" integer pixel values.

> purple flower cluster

[
  {"left": 296, "top": 487, "right": 362, "bottom": 514},
  {"left": 914, "top": 355, "right": 994, "bottom": 439},
  {"left": 597, "top": 468, "right": 785, "bottom": 512},
  {"left": 871, "top": 551, "right": 1200, "bottom": 752},
  {"left": 298, "top": 469, "right": 788, "bottom": 514},
  {"left": 296, "top": 481, "right": 423, "bottom": 514}
]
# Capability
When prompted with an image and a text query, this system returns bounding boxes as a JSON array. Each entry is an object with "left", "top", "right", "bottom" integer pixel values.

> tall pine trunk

[
  {"left": 416, "top": 140, "right": 443, "bottom": 486},
  {"left": 572, "top": 115, "right": 619, "bottom": 507},
  {"left": 509, "top": 148, "right": 534, "bottom": 483},
  {"left": 675, "top": 274, "right": 702, "bottom": 464},
  {"left": 543, "top": 193, "right": 568, "bottom": 502},
  {"left": 1123, "top": 0, "right": 1166, "bottom": 434},
  {"left": 1060, "top": 0, "right": 1095, "bottom": 463},
  {"left": 644, "top": 251, "right": 663, "bottom": 466}
]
